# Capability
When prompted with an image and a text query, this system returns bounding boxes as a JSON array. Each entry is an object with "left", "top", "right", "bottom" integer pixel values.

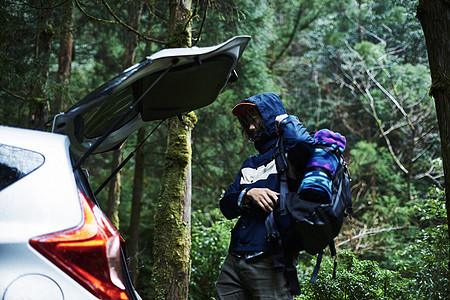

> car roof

[{"left": 0, "top": 126, "right": 69, "bottom": 154}]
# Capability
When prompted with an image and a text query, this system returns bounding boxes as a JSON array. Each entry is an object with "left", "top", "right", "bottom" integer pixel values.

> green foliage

[
  {"left": 354, "top": 41, "right": 388, "bottom": 67},
  {"left": 350, "top": 141, "right": 407, "bottom": 199},
  {"left": 346, "top": 141, "right": 418, "bottom": 268},
  {"left": 395, "top": 188, "right": 449, "bottom": 299},
  {"left": 298, "top": 251, "right": 414, "bottom": 299},
  {"left": 190, "top": 209, "right": 236, "bottom": 300}
]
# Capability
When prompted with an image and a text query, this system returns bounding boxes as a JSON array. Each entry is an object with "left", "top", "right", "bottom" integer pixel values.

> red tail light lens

[{"left": 29, "top": 190, "right": 129, "bottom": 300}]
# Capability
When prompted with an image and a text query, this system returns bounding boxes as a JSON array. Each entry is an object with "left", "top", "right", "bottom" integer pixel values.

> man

[{"left": 215, "top": 93, "right": 315, "bottom": 299}]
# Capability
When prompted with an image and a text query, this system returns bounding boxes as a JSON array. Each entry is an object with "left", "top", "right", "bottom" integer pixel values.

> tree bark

[
  {"left": 122, "top": 1, "right": 145, "bottom": 284},
  {"left": 30, "top": 1, "right": 54, "bottom": 129},
  {"left": 417, "top": 0, "right": 450, "bottom": 233},
  {"left": 128, "top": 128, "right": 146, "bottom": 283},
  {"left": 123, "top": 1, "right": 144, "bottom": 68},
  {"left": 107, "top": 1, "right": 145, "bottom": 231},
  {"left": 153, "top": 113, "right": 196, "bottom": 300},
  {"left": 153, "top": 3, "right": 194, "bottom": 298},
  {"left": 54, "top": 1, "right": 74, "bottom": 115},
  {"left": 107, "top": 148, "right": 123, "bottom": 229}
]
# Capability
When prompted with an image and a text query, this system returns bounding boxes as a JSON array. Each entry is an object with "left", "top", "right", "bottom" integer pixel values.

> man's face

[{"left": 241, "top": 107, "right": 264, "bottom": 141}]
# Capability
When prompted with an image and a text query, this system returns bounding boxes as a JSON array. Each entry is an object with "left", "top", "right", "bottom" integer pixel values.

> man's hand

[
  {"left": 275, "top": 114, "right": 288, "bottom": 134},
  {"left": 244, "top": 188, "right": 279, "bottom": 213}
]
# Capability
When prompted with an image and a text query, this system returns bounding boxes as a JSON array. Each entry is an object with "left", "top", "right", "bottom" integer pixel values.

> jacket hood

[{"left": 241, "top": 93, "right": 287, "bottom": 153}]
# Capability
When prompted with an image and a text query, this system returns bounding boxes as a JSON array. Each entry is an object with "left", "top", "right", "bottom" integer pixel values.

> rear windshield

[{"left": 0, "top": 143, "right": 45, "bottom": 191}]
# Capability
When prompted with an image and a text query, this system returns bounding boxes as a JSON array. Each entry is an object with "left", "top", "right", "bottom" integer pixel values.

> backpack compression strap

[{"left": 310, "top": 240, "right": 338, "bottom": 283}]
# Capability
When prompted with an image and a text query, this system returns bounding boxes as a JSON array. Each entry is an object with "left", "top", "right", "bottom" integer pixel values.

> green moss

[
  {"left": 153, "top": 113, "right": 197, "bottom": 299},
  {"left": 168, "top": 23, "right": 192, "bottom": 48},
  {"left": 43, "top": 24, "right": 54, "bottom": 37}
]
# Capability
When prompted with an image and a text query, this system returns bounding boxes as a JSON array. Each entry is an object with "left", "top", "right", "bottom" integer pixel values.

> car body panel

[
  {"left": 0, "top": 127, "right": 82, "bottom": 239},
  {"left": 1, "top": 242, "right": 98, "bottom": 300},
  {"left": 0, "top": 127, "right": 97, "bottom": 299}
]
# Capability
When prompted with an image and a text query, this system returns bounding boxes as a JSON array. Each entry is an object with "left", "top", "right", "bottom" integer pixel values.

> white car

[{"left": 0, "top": 36, "right": 250, "bottom": 300}]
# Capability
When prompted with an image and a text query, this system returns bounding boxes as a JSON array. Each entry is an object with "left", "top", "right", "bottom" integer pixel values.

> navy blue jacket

[{"left": 220, "top": 93, "right": 315, "bottom": 254}]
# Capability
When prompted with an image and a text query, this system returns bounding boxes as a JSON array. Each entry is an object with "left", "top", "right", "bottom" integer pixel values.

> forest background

[{"left": 0, "top": 0, "right": 448, "bottom": 299}]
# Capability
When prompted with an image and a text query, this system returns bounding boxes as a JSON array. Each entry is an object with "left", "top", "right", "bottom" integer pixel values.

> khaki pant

[{"left": 215, "top": 253, "right": 293, "bottom": 300}]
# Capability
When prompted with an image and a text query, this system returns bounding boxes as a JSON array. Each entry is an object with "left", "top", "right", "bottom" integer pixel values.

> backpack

[{"left": 265, "top": 129, "right": 352, "bottom": 295}]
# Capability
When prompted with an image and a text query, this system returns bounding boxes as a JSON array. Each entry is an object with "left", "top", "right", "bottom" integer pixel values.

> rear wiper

[{"left": 72, "top": 58, "right": 180, "bottom": 171}]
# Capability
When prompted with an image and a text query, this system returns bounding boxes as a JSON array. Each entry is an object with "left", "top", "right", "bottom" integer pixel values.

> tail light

[{"left": 29, "top": 190, "right": 129, "bottom": 300}]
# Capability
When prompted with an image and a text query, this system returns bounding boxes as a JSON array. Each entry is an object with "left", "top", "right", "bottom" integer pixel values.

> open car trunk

[{"left": 53, "top": 36, "right": 251, "bottom": 156}]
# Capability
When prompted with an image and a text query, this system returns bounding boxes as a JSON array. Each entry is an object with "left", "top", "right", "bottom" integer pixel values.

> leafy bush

[
  {"left": 189, "top": 209, "right": 236, "bottom": 300},
  {"left": 297, "top": 251, "right": 414, "bottom": 300},
  {"left": 395, "top": 187, "right": 449, "bottom": 299}
]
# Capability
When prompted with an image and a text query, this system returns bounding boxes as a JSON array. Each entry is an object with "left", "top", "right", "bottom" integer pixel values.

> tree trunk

[
  {"left": 123, "top": 1, "right": 144, "bottom": 68},
  {"left": 125, "top": 1, "right": 145, "bottom": 284},
  {"left": 153, "top": 4, "right": 194, "bottom": 297},
  {"left": 417, "top": 0, "right": 450, "bottom": 233},
  {"left": 54, "top": 1, "right": 74, "bottom": 115},
  {"left": 107, "top": 1, "right": 145, "bottom": 231},
  {"left": 153, "top": 113, "right": 196, "bottom": 300},
  {"left": 128, "top": 127, "right": 146, "bottom": 283},
  {"left": 358, "top": 0, "right": 363, "bottom": 42},
  {"left": 30, "top": 2, "right": 53, "bottom": 129},
  {"left": 107, "top": 148, "right": 123, "bottom": 229}
]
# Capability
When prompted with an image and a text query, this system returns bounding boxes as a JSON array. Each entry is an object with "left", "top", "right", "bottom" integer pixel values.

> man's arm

[
  {"left": 219, "top": 173, "right": 243, "bottom": 220},
  {"left": 277, "top": 115, "right": 315, "bottom": 171}
]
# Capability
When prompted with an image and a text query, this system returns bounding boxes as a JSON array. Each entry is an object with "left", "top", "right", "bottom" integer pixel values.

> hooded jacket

[{"left": 220, "top": 93, "right": 315, "bottom": 254}]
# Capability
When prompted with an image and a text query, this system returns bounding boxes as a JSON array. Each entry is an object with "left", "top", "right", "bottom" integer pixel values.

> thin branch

[
  {"left": 192, "top": 0, "right": 208, "bottom": 46},
  {"left": 74, "top": 0, "right": 166, "bottom": 45},
  {"left": 365, "top": 87, "right": 409, "bottom": 174},
  {"left": 18, "top": 0, "right": 71, "bottom": 10},
  {"left": 382, "top": 120, "right": 408, "bottom": 136},
  {"left": 337, "top": 226, "right": 406, "bottom": 248},
  {"left": 101, "top": 0, "right": 166, "bottom": 44},
  {"left": 184, "top": 0, "right": 198, "bottom": 32},
  {"left": 366, "top": 69, "right": 414, "bottom": 129},
  {"left": 74, "top": 0, "right": 117, "bottom": 25},
  {"left": 269, "top": 7, "right": 318, "bottom": 69},
  {"left": 0, "top": 85, "right": 34, "bottom": 103},
  {"left": 414, "top": 165, "right": 444, "bottom": 188}
]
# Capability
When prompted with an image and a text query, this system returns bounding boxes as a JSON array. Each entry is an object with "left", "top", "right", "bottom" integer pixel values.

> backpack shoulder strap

[
  {"left": 265, "top": 138, "right": 303, "bottom": 295},
  {"left": 275, "top": 138, "right": 288, "bottom": 212},
  {"left": 265, "top": 138, "right": 287, "bottom": 241}
]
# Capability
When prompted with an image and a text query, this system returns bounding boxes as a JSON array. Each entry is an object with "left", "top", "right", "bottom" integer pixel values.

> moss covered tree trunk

[
  {"left": 153, "top": 2, "right": 194, "bottom": 298},
  {"left": 417, "top": 0, "right": 450, "bottom": 235},
  {"left": 153, "top": 113, "right": 196, "bottom": 299}
]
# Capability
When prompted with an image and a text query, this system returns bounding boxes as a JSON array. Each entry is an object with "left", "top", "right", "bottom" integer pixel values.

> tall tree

[
  {"left": 106, "top": 0, "right": 144, "bottom": 230},
  {"left": 106, "top": 148, "right": 123, "bottom": 228},
  {"left": 31, "top": 1, "right": 54, "bottom": 129},
  {"left": 153, "top": 1, "right": 195, "bottom": 298},
  {"left": 126, "top": 1, "right": 146, "bottom": 282},
  {"left": 54, "top": 0, "right": 73, "bottom": 114},
  {"left": 417, "top": 0, "right": 450, "bottom": 234}
]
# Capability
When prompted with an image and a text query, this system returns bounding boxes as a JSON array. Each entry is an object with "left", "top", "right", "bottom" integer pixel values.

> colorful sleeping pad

[{"left": 298, "top": 129, "right": 346, "bottom": 203}]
